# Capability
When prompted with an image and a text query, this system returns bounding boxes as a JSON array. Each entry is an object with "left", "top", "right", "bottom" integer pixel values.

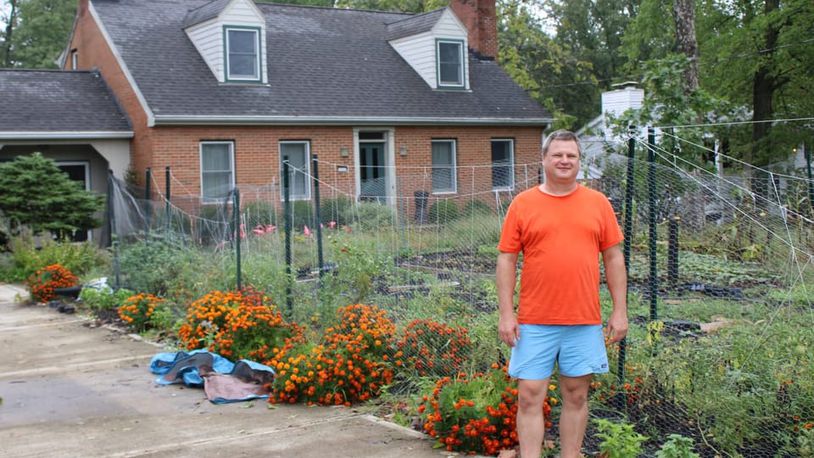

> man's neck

[{"left": 540, "top": 180, "right": 578, "bottom": 196}]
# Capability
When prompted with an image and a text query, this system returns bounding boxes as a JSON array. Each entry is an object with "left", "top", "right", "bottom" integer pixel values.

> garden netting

[{"left": 103, "top": 130, "right": 814, "bottom": 457}]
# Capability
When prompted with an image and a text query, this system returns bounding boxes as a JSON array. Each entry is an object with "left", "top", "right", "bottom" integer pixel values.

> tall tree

[
  {"left": 6, "top": 0, "right": 74, "bottom": 68},
  {"left": 334, "top": 0, "right": 445, "bottom": 12},
  {"left": 672, "top": 0, "right": 698, "bottom": 92},
  {"left": 1, "top": 0, "right": 18, "bottom": 67}
]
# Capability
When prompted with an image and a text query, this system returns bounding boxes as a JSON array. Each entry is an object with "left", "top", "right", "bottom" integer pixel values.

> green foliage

[
  {"left": 3, "top": 0, "right": 75, "bottom": 68},
  {"left": 794, "top": 427, "right": 814, "bottom": 458},
  {"left": 320, "top": 196, "right": 353, "bottom": 226},
  {"left": 3, "top": 234, "right": 108, "bottom": 281},
  {"left": 461, "top": 200, "right": 493, "bottom": 217},
  {"left": 656, "top": 434, "right": 699, "bottom": 458},
  {"left": 428, "top": 200, "right": 459, "bottom": 224},
  {"left": 0, "top": 154, "right": 105, "bottom": 238},
  {"left": 333, "top": 0, "right": 445, "bottom": 13},
  {"left": 79, "top": 287, "right": 134, "bottom": 312},
  {"left": 342, "top": 202, "right": 394, "bottom": 230},
  {"left": 594, "top": 418, "right": 648, "bottom": 458},
  {"left": 319, "top": 240, "right": 388, "bottom": 306}
]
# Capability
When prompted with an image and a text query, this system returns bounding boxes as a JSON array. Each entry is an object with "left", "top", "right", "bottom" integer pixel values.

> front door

[{"left": 359, "top": 142, "right": 386, "bottom": 202}]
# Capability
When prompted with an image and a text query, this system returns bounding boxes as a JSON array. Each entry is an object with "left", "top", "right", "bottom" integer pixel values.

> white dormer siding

[
  {"left": 389, "top": 8, "right": 469, "bottom": 90},
  {"left": 184, "top": 0, "right": 267, "bottom": 84}
]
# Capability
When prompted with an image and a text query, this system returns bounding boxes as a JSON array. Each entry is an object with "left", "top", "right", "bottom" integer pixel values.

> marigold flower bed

[
  {"left": 270, "top": 304, "right": 397, "bottom": 406},
  {"left": 396, "top": 319, "right": 471, "bottom": 377},
  {"left": 118, "top": 293, "right": 163, "bottom": 331},
  {"left": 26, "top": 264, "right": 78, "bottom": 303}
]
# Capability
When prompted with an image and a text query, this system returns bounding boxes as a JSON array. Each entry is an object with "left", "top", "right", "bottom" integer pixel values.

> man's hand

[
  {"left": 605, "top": 309, "right": 628, "bottom": 343},
  {"left": 499, "top": 313, "right": 520, "bottom": 347}
]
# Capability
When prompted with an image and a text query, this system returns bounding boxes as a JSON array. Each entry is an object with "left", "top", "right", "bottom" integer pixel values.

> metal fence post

[
  {"left": 312, "top": 155, "right": 325, "bottom": 278},
  {"left": 647, "top": 127, "right": 658, "bottom": 321},
  {"left": 234, "top": 188, "right": 241, "bottom": 290},
  {"left": 165, "top": 166, "right": 171, "bottom": 231},
  {"left": 283, "top": 157, "right": 292, "bottom": 314},
  {"left": 618, "top": 127, "right": 636, "bottom": 388},
  {"left": 145, "top": 168, "right": 152, "bottom": 235}
]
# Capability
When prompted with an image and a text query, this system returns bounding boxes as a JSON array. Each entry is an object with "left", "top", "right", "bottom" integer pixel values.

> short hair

[{"left": 542, "top": 129, "right": 582, "bottom": 157}]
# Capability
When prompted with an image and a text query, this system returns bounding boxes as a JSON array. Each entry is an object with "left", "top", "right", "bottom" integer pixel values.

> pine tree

[{"left": 0, "top": 153, "right": 104, "bottom": 238}]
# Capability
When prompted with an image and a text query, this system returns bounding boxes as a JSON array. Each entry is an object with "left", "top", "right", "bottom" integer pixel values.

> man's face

[{"left": 543, "top": 139, "right": 580, "bottom": 183}]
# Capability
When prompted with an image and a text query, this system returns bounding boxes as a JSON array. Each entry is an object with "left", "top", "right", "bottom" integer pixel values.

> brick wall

[{"left": 66, "top": 0, "right": 153, "bottom": 182}]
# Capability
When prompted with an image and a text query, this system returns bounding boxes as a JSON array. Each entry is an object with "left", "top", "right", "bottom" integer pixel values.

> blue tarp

[{"left": 150, "top": 350, "right": 276, "bottom": 404}]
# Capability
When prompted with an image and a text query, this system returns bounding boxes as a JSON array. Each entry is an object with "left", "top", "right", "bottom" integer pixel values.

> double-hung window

[
  {"left": 437, "top": 39, "right": 464, "bottom": 88},
  {"left": 491, "top": 139, "right": 514, "bottom": 190},
  {"left": 431, "top": 140, "right": 457, "bottom": 194},
  {"left": 200, "top": 141, "right": 235, "bottom": 201},
  {"left": 225, "top": 26, "right": 260, "bottom": 82},
  {"left": 280, "top": 141, "right": 311, "bottom": 200}
]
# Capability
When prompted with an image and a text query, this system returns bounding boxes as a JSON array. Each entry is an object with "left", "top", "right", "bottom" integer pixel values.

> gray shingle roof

[
  {"left": 92, "top": 0, "right": 550, "bottom": 124},
  {"left": 0, "top": 69, "right": 132, "bottom": 133},
  {"left": 182, "top": 0, "right": 232, "bottom": 28},
  {"left": 385, "top": 8, "right": 445, "bottom": 41}
]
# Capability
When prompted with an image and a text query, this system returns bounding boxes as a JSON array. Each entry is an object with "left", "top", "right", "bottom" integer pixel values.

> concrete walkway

[{"left": 0, "top": 284, "right": 444, "bottom": 457}]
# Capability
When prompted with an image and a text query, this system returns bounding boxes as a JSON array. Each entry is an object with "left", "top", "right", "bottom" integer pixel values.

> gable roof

[
  {"left": 0, "top": 69, "right": 132, "bottom": 138},
  {"left": 182, "top": 0, "right": 232, "bottom": 28},
  {"left": 385, "top": 8, "right": 445, "bottom": 41},
  {"left": 91, "top": 0, "right": 551, "bottom": 125}
]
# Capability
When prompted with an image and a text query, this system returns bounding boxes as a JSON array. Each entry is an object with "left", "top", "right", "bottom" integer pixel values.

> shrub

[
  {"left": 197, "top": 204, "right": 231, "bottom": 245},
  {"left": 117, "top": 293, "right": 165, "bottom": 331},
  {"left": 26, "top": 264, "right": 78, "bottom": 302},
  {"left": 6, "top": 235, "right": 108, "bottom": 281},
  {"left": 291, "top": 201, "right": 316, "bottom": 229},
  {"left": 0, "top": 153, "right": 104, "bottom": 238},
  {"left": 418, "top": 367, "right": 554, "bottom": 455},
  {"left": 397, "top": 319, "right": 472, "bottom": 377},
  {"left": 270, "top": 304, "right": 397, "bottom": 406},
  {"left": 178, "top": 287, "right": 304, "bottom": 362},
  {"left": 342, "top": 202, "right": 394, "bottom": 230},
  {"left": 243, "top": 200, "right": 278, "bottom": 228},
  {"left": 462, "top": 200, "right": 493, "bottom": 217},
  {"left": 428, "top": 200, "right": 459, "bottom": 224},
  {"left": 79, "top": 287, "right": 134, "bottom": 312},
  {"left": 656, "top": 434, "right": 699, "bottom": 458},
  {"left": 594, "top": 418, "right": 648, "bottom": 458},
  {"left": 320, "top": 196, "right": 353, "bottom": 226}
]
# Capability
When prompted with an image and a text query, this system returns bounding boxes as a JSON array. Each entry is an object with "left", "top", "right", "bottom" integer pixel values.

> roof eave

[
  {"left": 153, "top": 115, "right": 552, "bottom": 126},
  {"left": 0, "top": 131, "right": 134, "bottom": 140}
]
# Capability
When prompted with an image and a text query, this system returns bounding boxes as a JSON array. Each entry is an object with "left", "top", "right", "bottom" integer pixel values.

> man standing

[{"left": 496, "top": 130, "right": 628, "bottom": 458}]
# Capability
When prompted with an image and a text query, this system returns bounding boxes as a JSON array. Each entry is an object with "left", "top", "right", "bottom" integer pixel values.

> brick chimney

[{"left": 448, "top": 0, "right": 497, "bottom": 60}]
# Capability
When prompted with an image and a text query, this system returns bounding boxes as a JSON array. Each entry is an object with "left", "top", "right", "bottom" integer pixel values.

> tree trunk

[
  {"left": 672, "top": 0, "right": 699, "bottom": 93},
  {"left": 749, "top": 0, "right": 780, "bottom": 199},
  {"left": 2, "top": 0, "right": 18, "bottom": 67}
]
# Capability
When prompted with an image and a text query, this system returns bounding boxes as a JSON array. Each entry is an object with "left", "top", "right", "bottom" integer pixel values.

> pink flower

[
  {"left": 328, "top": 221, "right": 337, "bottom": 229},
  {"left": 303, "top": 225, "right": 312, "bottom": 237}
]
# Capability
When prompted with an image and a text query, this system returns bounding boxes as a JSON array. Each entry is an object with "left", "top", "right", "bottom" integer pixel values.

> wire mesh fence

[{"left": 104, "top": 131, "right": 814, "bottom": 456}]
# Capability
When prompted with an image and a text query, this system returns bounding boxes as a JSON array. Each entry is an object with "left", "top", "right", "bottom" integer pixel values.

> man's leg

[
  {"left": 517, "top": 378, "right": 550, "bottom": 458},
  {"left": 558, "top": 374, "right": 592, "bottom": 458}
]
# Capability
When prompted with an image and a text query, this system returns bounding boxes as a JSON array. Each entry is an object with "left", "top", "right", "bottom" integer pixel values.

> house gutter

[
  {"left": 153, "top": 115, "right": 552, "bottom": 126},
  {"left": 0, "top": 131, "right": 134, "bottom": 140}
]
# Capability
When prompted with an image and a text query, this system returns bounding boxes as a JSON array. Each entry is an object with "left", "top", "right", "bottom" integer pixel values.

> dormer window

[
  {"left": 436, "top": 39, "right": 464, "bottom": 88},
  {"left": 225, "top": 26, "right": 261, "bottom": 82}
]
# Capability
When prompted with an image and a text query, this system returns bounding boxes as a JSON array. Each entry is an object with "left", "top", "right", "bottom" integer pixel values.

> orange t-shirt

[{"left": 497, "top": 185, "right": 623, "bottom": 325}]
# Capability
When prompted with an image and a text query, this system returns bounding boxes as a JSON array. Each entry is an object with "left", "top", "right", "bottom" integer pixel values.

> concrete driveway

[{"left": 0, "top": 284, "right": 444, "bottom": 457}]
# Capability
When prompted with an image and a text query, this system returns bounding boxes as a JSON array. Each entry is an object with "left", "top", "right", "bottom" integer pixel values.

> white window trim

[
  {"left": 199, "top": 141, "right": 236, "bottom": 202},
  {"left": 279, "top": 140, "right": 311, "bottom": 201},
  {"left": 225, "top": 26, "right": 261, "bottom": 82},
  {"left": 436, "top": 39, "right": 465, "bottom": 88},
  {"left": 70, "top": 50, "right": 78, "bottom": 70},
  {"left": 491, "top": 138, "right": 515, "bottom": 191},
  {"left": 431, "top": 139, "right": 457, "bottom": 195}
]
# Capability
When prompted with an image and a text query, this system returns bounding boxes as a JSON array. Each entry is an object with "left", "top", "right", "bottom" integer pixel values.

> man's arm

[
  {"left": 497, "top": 251, "right": 520, "bottom": 347},
  {"left": 602, "top": 244, "right": 628, "bottom": 343}
]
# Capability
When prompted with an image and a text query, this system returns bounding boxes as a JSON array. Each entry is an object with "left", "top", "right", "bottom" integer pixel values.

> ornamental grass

[
  {"left": 178, "top": 287, "right": 304, "bottom": 362},
  {"left": 418, "top": 367, "right": 555, "bottom": 456},
  {"left": 117, "top": 293, "right": 164, "bottom": 331},
  {"left": 396, "top": 319, "right": 472, "bottom": 377},
  {"left": 26, "top": 264, "right": 78, "bottom": 303},
  {"left": 270, "top": 304, "right": 397, "bottom": 406}
]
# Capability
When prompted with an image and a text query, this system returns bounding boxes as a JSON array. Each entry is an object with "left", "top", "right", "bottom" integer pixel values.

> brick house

[{"left": 2, "top": 0, "right": 550, "bottom": 228}]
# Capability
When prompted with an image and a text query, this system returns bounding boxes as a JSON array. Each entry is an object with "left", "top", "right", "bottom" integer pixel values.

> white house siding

[
  {"left": 221, "top": 0, "right": 267, "bottom": 83},
  {"left": 186, "top": 18, "right": 224, "bottom": 82},
  {"left": 184, "top": 0, "right": 267, "bottom": 84},
  {"left": 390, "top": 31, "right": 437, "bottom": 88},
  {"left": 432, "top": 9, "right": 469, "bottom": 89}
]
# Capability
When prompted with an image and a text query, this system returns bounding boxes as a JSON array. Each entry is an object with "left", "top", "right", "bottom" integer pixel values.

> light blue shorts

[{"left": 508, "top": 324, "right": 609, "bottom": 380}]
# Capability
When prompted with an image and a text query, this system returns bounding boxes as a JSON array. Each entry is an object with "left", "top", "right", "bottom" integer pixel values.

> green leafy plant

[
  {"left": 79, "top": 287, "right": 135, "bottom": 312},
  {"left": 0, "top": 153, "right": 104, "bottom": 238},
  {"left": 5, "top": 234, "right": 108, "bottom": 281},
  {"left": 428, "top": 200, "right": 459, "bottom": 224},
  {"left": 594, "top": 418, "right": 648, "bottom": 458},
  {"left": 656, "top": 434, "right": 699, "bottom": 458}
]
